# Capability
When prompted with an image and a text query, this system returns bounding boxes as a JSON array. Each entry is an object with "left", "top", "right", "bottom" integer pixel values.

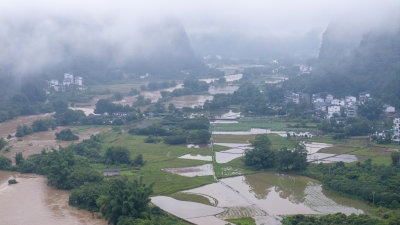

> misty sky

[
  {"left": 0, "top": 0, "right": 399, "bottom": 76},
  {"left": 2, "top": 0, "right": 399, "bottom": 38}
]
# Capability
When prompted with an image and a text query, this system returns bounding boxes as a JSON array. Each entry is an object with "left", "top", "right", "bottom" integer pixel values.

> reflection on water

[
  {"left": 170, "top": 95, "right": 213, "bottom": 109},
  {"left": 184, "top": 172, "right": 370, "bottom": 219},
  {"left": 0, "top": 171, "right": 106, "bottom": 225},
  {"left": 163, "top": 164, "right": 215, "bottom": 177},
  {"left": 208, "top": 85, "right": 239, "bottom": 95}
]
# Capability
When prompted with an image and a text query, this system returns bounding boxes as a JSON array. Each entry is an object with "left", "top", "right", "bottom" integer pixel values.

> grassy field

[
  {"left": 213, "top": 144, "right": 231, "bottom": 151},
  {"left": 90, "top": 83, "right": 144, "bottom": 94},
  {"left": 213, "top": 134, "right": 256, "bottom": 143},
  {"left": 169, "top": 192, "right": 214, "bottom": 206},
  {"left": 212, "top": 118, "right": 317, "bottom": 132},
  {"left": 94, "top": 131, "right": 216, "bottom": 195},
  {"left": 225, "top": 217, "right": 256, "bottom": 225}
]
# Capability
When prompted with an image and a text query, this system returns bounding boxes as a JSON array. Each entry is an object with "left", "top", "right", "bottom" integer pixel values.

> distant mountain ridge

[
  {"left": 289, "top": 22, "right": 400, "bottom": 107},
  {"left": 0, "top": 16, "right": 210, "bottom": 85}
]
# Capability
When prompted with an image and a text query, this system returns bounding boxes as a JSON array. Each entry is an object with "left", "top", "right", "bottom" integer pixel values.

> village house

[
  {"left": 384, "top": 104, "right": 396, "bottom": 114},
  {"left": 103, "top": 169, "right": 120, "bottom": 176},
  {"left": 359, "top": 92, "right": 371, "bottom": 104},
  {"left": 327, "top": 105, "right": 341, "bottom": 118},
  {"left": 47, "top": 73, "right": 84, "bottom": 93},
  {"left": 392, "top": 118, "right": 400, "bottom": 142}
]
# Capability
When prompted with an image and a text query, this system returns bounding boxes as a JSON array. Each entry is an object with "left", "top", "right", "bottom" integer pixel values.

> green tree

[
  {"left": 104, "top": 146, "right": 131, "bottom": 165},
  {"left": 15, "top": 152, "right": 24, "bottom": 166},
  {"left": 55, "top": 128, "right": 79, "bottom": 141},
  {"left": 391, "top": 151, "right": 400, "bottom": 166},
  {"left": 97, "top": 178, "right": 153, "bottom": 225},
  {"left": 244, "top": 134, "right": 275, "bottom": 169},
  {"left": 0, "top": 138, "right": 7, "bottom": 150},
  {"left": 0, "top": 156, "right": 11, "bottom": 169},
  {"left": 68, "top": 167, "right": 104, "bottom": 188},
  {"left": 357, "top": 99, "right": 384, "bottom": 120}
]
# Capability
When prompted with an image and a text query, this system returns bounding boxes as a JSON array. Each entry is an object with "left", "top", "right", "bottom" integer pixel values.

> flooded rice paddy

[
  {"left": 163, "top": 164, "right": 215, "bottom": 177},
  {"left": 213, "top": 128, "right": 313, "bottom": 138},
  {"left": 169, "top": 95, "right": 213, "bottom": 109},
  {"left": 214, "top": 143, "right": 251, "bottom": 164},
  {"left": 0, "top": 113, "right": 54, "bottom": 138},
  {"left": 154, "top": 172, "right": 370, "bottom": 225},
  {"left": 0, "top": 171, "right": 106, "bottom": 225},
  {"left": 208, "top": 85, "right": 239, "bottom": 95},
  {"left": 179, "top": 154, "right": 212, "bottom": 161},
  {"left": 304, "top": 142, "right": 359, "bottom": 164},
  {"left": 0, "top": 115, "right": 109, "bottom": 163},
  {"left": 224, "top": 74, "right": 243, "bottom": 82}
]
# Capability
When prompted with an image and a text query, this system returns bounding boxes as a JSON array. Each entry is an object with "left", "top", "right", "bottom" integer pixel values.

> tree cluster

[
  {"left": 306, "top": 160, "right": 400, "bottom": 209},
  {"left": 244, "top": 134, "right": 308, "bottom": 171}
]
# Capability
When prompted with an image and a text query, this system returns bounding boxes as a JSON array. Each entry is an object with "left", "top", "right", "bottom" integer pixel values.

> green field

[
  {"left": 90, "top": 83, "right": 144, "bottom": 93},
  {"left": 212, "top": 118, "right": 317, "bottom": 132},
  {"left": 95, "top": 131, "right": 215, "bottom": 195},
  {"left": 225, "top": 217, "right": 256, "bottom": 225},
  {"left": 169, "top": 192, "right": 214, "bottom": 206}
]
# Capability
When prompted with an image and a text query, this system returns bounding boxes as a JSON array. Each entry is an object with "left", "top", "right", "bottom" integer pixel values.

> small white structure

[
  {"left": 328, "top": 105, "right": 341, "bottom": 118},
  {"left": 392, "top": 118, "right": 400, "bottom": 142},
  {"left": 359, "top": 92, "right": 371, "bottom": 104},
  {"left": 75, "top": 76, "right": 83, "bottom": 86},
  {"left": 384, "top": 104, "right": 395, "bottom": 113},
  {"left": 331, "top": 99, "right": 341, "bottom": 105},
  {"left": 326, "top": 94, "right": 334, "bottom": 103},
  {"left": 345, "top": 96, "right": 357, "bottom": 104},
  {"left": 63, "top": 73, "right": 74, "bottom": 86},
  {"left": 346, "top": 104, "right": 357, "bottom": 118}
]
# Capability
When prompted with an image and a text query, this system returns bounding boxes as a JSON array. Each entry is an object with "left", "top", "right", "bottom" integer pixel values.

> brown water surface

[{"left": 0, "top": 171, "right": 106, "bottom": 225}]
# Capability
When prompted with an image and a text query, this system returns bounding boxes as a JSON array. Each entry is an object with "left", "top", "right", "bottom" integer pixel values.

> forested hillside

[{"left": 286, "top": 23, "right": 400, "bottom": 107}]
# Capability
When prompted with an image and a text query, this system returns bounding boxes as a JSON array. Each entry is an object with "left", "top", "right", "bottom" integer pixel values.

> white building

[
  {"left": 346, "top": 104, "right": 357, "bottom": 118},
  {"left": 359, "top": 92, "right": 371, "bottom": 104},
  {"left": 326, "top": 94, "right": 334, "bottom": 103},
  {"left": 75, "top": 76, "right": 83, "bottom": 86},
  {"left": 392, "top": 118, "right": 400, "bottom": 142},
  {"left": 63, "top": 73, "right": 74, "bottom": 86},
  {"left": 328, "top": 105, "right": 341, "bottom": 118},
  {"left": 345, "top": 96, "right": 357, "bottom": 104},
  {"left": 384, "top": 104, "right": 395, "bottom": 113}
]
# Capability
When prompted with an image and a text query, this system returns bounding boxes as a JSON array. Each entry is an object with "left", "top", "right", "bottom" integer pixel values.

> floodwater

[
  {"left": 183, "top": 172, "right": 369, "bottom": 222},
  {"left": 69, "top": 107, "right": 95, "bottom": 116},
  {"left": 141, "top": 83, "right": 184, "bottom": 103},
  {"left": 224, "top": 74, "right": 243, "bottom": 82},
  {"left": 214, "top": 142, "right": 250, "bottom": 164},
  {"left": 303, "top": 142, "right": 334, "bottom": 154},
  {"left": 211, "top": 120, "right": 239, "bottom": 124},
  {"left": 208, "top": 85, "right": 239, "bottom": 95},
  {"left": 112, "top": 95, "right": 138, "bottom": 106},
  {"left": 199, "top": 78, "right": 218, "bottom": 84},
  {"left": 213, "top": 128, "right": 269, "bottom": 135},
  {"left": 265, "top": 75, "right": 288, "bottom": 84},
  {"left": 163, "top": 164, "right": 215, "bottom": 177},
  {"left": 3, "top": 126, "right": 109, "bottom": 163},
  {"left": 179, "top": 154, "right": 212, "bottom": 161},
  {"left": 318, "top": 154, "right": 359, "bottom": 164},
  {"left": 0, "top": 113, "right": 54, "bottom": 138},
  {"left": 151, "top": 196, "right": 226, "bottom": 225},
  {"left": 169, "top": 95, "right": 213, "bottom": 109},
  {"left": 0, "top": 171, "right": 106, "bottom": 225}
]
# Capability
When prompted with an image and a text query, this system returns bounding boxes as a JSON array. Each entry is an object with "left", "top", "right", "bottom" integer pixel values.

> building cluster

[
  {"left": 298, "top": 65, "right": 312, "bottom": 75},
  {"left": 311, "top": 93, "right": 361, "bottom": 119},
  {"left": 393, "top": 118, "right": 400, "bottom": 142},
  {"left": 47, "top": 73, "right": 83, "bottom": 93},
  {"left": 286, "top": 91, "right": 396, "bottom": 121}
]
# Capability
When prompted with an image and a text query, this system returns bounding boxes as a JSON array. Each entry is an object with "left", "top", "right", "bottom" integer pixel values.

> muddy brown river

[{"left": 0, "top": 171, "right": 106, "bottom": 225}]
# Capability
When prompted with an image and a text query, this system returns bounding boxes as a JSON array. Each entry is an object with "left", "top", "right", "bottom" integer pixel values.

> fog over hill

[
  {"left": 0, "top": 15, "right": 205, "bottom": 83},
  {"left": 0, "top": 0, "right": 398, "bottom": 85}
]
